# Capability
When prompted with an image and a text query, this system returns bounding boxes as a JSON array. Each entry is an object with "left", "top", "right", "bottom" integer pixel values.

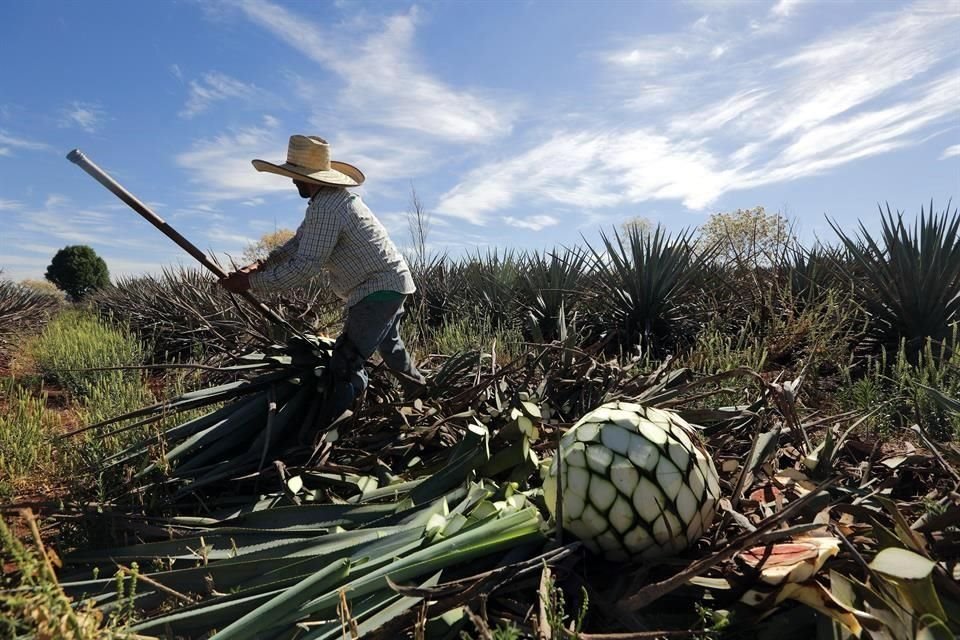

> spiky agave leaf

[
  {"left": 518, "top": 248, "right": 588, "bottom": 343},
  {"left": 585, "top": 225, "right": 707, "bottom": 357},
  {"left": 90, "top": 266, "right": 335, "bottom": 363},
  {"left": 79, "top": 334, "right": 338, "bottom": 500},
  {"left": 61, "top": 424, "right": 547, "bottom": 639},
  {"left": 830, "top": 202, "right": 960, "bottom": 360}
]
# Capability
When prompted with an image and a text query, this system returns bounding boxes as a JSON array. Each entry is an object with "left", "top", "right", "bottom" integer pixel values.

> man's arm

[
  {"left": 260, "top": 226, "right": 303, "bottom": 268},
  {"left": 246, "top": 201, "right": 340, "bottom": 292}
]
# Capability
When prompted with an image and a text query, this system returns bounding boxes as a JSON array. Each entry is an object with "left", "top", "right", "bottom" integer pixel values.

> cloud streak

[
  {"left": 60, "top": 101, "right": 106, "bottom": 133},
  {"left": 437, "top": 1, "right": 960, "bottom": 224},
  {"left": 180, "top": 72, "right": 265, "bottom": 118},
  {"left": 236, "top": 0, "right": 512, "bottom": 142},
  {"left": 175, "top": 116, "right": 292, "bottom": 201},
  {"left": 0, "top": 129, "right": 49, "bottom": 156}
]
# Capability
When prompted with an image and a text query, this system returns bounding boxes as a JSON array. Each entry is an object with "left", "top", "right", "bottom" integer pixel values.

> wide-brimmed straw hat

[{"left": 252, "top": 135, "right": 364, "bottom": 187}]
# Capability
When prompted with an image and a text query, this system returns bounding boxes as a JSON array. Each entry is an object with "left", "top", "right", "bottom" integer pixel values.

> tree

[
  {"left": 406, "top": 187, "right": 432, "bottom": 271},
  {"left": 699, "top": 206, "right": 794, "bottom": 266},
  {"left": 242, "top": 229, "right": 296, "bottom": 264},
  {"left": 620, "top": 216, "right": 653, "bottom": 238},
  {"left": 45, "top": 245, "right": 110, "bottom": 300}
]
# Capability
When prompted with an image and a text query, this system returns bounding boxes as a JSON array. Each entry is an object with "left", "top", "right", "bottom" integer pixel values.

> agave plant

[
  {"left": 517, "top": 248, "right": 588, "bottom": 343},
  {"left": 783, "top": 244, "right": 847, "bottom": 309},
  {"left": 407, "top": 253, "right": 463, "bottom": 332},
  {"left": 585, "top": 225, "right": 707, "bottom": 357},
  {"left": 0, "top": 278, "right": 63, "bottom": 340},
  {"left": 455, "top": 249, "right": 522, "bottom": 333},
  {"left": 830, "top": 202, "right": 960, "bottom": 360},
  {"left": 91, "top": 267, "right": 334, "bottom": 363}
]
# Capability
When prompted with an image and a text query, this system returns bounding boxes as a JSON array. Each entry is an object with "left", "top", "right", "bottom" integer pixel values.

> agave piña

[{"left": 543, "top": 401, "right": 720, "bottom": 560}]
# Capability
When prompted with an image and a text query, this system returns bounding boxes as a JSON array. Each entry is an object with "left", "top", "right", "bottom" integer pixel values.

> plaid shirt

[{"left": 249, "top": 188, "right": 415, "bottom": 307}]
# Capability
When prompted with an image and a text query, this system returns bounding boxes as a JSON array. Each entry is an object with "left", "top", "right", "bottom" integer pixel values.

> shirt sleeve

[
  {"left": 260, "top": 226, "right": 302, "bottom": 267},
  {"left": 249, "top": 199, "right": 341, "bottom": 291}
]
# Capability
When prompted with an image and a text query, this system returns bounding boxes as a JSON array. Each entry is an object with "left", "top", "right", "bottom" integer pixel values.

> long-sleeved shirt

[{"left": 249, "top": 187, "right": 415, "bottom": 307}]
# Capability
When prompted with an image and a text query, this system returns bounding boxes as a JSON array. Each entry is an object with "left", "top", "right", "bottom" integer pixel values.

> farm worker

[{"left": 220, "top": 134, "right": 424, "bottom": 417}]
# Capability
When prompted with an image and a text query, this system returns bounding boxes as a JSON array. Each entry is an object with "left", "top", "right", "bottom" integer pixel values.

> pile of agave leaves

[{"left": 45, "top": 330, "right": 960, "bottom": 639}]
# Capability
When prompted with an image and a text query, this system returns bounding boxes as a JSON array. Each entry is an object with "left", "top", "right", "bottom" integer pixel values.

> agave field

[{"left": 2, "top": 205, "right": 960, "bottom": 639}]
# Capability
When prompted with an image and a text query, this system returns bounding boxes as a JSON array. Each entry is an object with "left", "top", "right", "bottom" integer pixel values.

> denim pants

[{"left": 329, "top": 295, "right": 422, "bottom": 415}]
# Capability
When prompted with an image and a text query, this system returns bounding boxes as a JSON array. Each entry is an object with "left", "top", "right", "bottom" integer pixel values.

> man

[{"left": 221, "top": 135, "right": 424, "bottom": 416}]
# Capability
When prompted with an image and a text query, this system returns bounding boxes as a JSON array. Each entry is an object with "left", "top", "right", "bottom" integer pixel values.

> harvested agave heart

[{"left": 543, "top": 401, "right": 721, "bottom": 561}]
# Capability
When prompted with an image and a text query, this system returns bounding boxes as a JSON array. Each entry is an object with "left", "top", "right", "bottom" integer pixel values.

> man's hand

[{"left": 220, "top": 270, "right": 251, "bottom": 293}]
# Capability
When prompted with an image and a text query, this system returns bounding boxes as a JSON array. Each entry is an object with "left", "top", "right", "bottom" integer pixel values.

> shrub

[{"left": 44, "top": 245, "right": 110, "bottom": 301}]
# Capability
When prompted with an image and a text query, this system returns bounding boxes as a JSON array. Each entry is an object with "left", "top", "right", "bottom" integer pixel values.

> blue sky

[{"left": 1, "top": 0, "right": 958, "bottom": 282}]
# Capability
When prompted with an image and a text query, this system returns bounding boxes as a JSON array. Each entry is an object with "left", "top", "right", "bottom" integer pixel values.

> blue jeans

[{"left": 329, "top": 295, "right": 422, "bottom": 416}]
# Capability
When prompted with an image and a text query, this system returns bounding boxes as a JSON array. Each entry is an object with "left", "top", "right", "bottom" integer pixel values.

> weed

[
  {"left": 0, "top": 377, "right": 59, "bottom": 498},
  {"left": 28, "top": 309, "right": 144, "bottom": 400},
  {"left": 0, "top": 511, "right": 133, "bottom": 639}
]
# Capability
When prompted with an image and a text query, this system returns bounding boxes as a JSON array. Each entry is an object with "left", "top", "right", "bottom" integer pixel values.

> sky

[{"left": 1, "top": 0, "right": 958, "bottom": 282}]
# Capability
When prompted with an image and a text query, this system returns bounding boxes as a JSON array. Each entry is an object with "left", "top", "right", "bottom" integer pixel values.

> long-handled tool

[{"left": 66, "top": 148, "right": 301, "bottom": 335}]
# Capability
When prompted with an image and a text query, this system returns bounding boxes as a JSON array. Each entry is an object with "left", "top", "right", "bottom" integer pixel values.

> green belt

[{"left": 361, "top": 290, "right": 406, "bottom": 303}]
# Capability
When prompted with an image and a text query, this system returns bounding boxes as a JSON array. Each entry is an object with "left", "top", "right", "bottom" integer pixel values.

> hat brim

[{"left": 251, "top": 159, "right": 365, "bottom": 187}]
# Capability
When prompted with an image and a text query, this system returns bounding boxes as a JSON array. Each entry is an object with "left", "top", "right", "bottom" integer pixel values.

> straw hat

[{"left": 252, "top": 135, "right": 364, "bottom": 187}]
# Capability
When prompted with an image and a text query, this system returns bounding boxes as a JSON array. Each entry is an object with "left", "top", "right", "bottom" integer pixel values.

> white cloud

[
  {"left": 175, "top": 117, "right": 293, "bottom": 201},
  {"left": 45, "top": 194, "right": 68, "bottom": 209},
  {"left": 437, "top": 130, "right": 731, "bottom": 224},
  {"left": 0, "top": 198, "right": 21, "bottom": 210},
  {"left": 770, "top": 0, "right": 808, "bottom": 18},
  {"left": 237, "top": 0, "right": 512, "bottom": 142},
  {"left": 941, "top": 144, "right": 960, "bottom": 159},
  {"left": 439, "top": 2, "right": 960, "bottom": 225},
  {"left": 328, "top": 131, "right": 435, "bottom": 183},
  {"left": 606, "top": 39, "right": 693, "bottom": 74},
  {"left": 60, "top": 101, "right": 106, "bottom": 133},
  {"left": 0, "top": 129, "right": 49, "bottom": 154},
  {"left": 180, "top": 72, "right": 265, "bottom": 118},
  {"left": 503, "top": 215, "right": 559, "bottom": 231}
]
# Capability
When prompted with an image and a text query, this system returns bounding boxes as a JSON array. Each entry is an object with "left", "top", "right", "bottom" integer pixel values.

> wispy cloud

[
  {"left": 941, "top": 144, "right": 960, "bottom": 160},
  {"left": 440, "top": 1, "right": 960, "bottom": 224},
  {"left": 0, "top": 198, "right": 22, "bottom": 210},
  {"left": 437, "top": 130, "right": 730, "bottom": 223},
  {"left": 60, "top": 101, "right": 106, "bottom": 133},
  {"left": 770, "top": 0, "right": 809, "bottom": 18},
  {"left": 13, "top": 194, "right": 142, "bottom": 248},
  {"left": 0, "top": 129, "right": 49, "bottom": 156},
  {"left": 236, "top": 0, "right": 513, "bottom": 142},
  {"left": 175, "top": 116, "right": 292, "bottom": 201},
  {"left": 180, "top": 72, "right": 265, "bottom": 118},
  {"left": 503, "top": 215, "right": 559, "bottom": 231}
]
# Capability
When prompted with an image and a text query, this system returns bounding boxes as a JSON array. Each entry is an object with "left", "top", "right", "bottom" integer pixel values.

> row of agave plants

[
  {"left": 89, "top": 204, "right": 959, "bottom": 374},
  {"left": 0, "top": 275, "right": 64, "bottom": 348}
]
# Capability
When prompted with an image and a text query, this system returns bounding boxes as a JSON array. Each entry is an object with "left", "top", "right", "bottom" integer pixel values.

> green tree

[{"left": 45, "top": 245, "right": 110, "bottom": 300}]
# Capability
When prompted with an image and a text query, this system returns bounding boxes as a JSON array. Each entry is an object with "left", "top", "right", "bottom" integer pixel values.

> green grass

[
  {"left": 425, "top": 313, "right": 524, "bottom": 364},
  {"left": 0, "top": 377, "right": 59, "bottom": 498},
  {"left": 840, "top": 327, "right": 960, "bottom": 439},
  {"left": 28, "top": 308, "right": 144, "bottom": 399}
]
